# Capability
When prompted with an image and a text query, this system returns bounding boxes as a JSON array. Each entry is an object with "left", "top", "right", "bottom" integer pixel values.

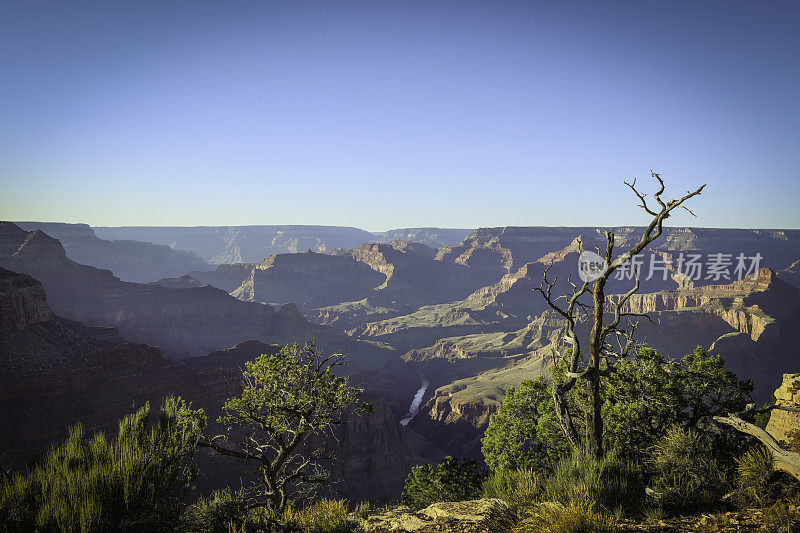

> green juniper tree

[
  {"left": 401, "top": 457, "right": 487, "bottom": 509},
  {"left": 197, "top": 341, "right": 372, "bottom": 514},
  {"left": 482, "top": 346, "right": 752, "bottom": 471}
]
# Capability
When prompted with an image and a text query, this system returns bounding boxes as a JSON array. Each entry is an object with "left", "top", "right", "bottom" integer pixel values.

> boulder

[{"left": 361, "top": 499, "right": 506, "bottom": 532}]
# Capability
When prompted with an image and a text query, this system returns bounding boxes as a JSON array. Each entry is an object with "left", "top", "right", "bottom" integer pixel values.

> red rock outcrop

[{"left": 616, "top": 268, "right": 785, "bottom": 342}]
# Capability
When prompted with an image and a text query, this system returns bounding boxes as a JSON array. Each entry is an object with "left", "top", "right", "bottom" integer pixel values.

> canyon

[
  {"left": 92, "top": 225, "right": 472, "bottom": 265},
  {"left": 0, "top": 267, "right": 438, "bottom": 502},
  {"left": 15, "top": 222, "right": 209, "bottom": 283},
  {"left": 2, "top": 220, "right": 799, "bottom": 498}
]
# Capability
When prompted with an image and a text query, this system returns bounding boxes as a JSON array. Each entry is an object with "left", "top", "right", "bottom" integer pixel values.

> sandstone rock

[
  {"left": 362, "top": 506, "right": 432, "bottom": 532},
  {"left": 362, "top": 499, "right": 505, "bottom": 532},
  {"left": 420, "top": 498, "right": 505, "bottom": 521},
  {"left": 766, "top": 373, "right": 800, "bottom": 448}
]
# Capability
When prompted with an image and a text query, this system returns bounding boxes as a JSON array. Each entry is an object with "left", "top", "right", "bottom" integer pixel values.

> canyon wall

[
  {"left": 16, "top": 222, "right": 209, "bottom": 283},
  {"left": 0, "top": 223, "right": 344, "bottom": 360}
]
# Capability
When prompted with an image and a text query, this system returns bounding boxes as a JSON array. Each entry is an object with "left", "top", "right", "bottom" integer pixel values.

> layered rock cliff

[
  {"left": 324, "top": 395, "right": 445, "bottom": 503},
  {"left": 0, "top": 269, "right": 108, "bottom": 372},
  {"left": 0, "top": 267, "right": 50, "bottom": 333},
  {"left": 0, "top": 272, "right": 436, "bottom": 503},
  {"left": 404, "top": 267, "right": 800, "bottom": 456},
  {"left": 616, "top": 268, "right": 779, "bottom": 341},
  {"left": 0, "top": 223, "right": 348, "bottom": 360},
  {"left": 346, "top": 242, "right": 496, "bottom": 308},
  {"left": 0, "top": 272, "right": 215, "bottom": 466},
  {"left": 372, "top": 228, "right": 473, "bottom": 249},
  {"left": 436, "top": 227, "right": 800, "bottom": 284},
  {"left": 93, "top": 225, "right": 377, "bottom": 264},
  {"left": 230, "top": 251, "right": 386, "bottom": 310},
  {"left": 16, "top": 222, "right": 209, "bottom": 283}
]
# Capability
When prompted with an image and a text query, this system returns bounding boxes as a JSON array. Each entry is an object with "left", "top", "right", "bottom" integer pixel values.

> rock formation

[
  {"left": 371, "top": 228, "right": 473, "bottom": 249},
  {"left": 0, "top": 222, "right": 364, "bottom": 360},
  {"left": 5, "top": 220, "right": 800, "bottom": 486},
  {"left": 93, "top": 225, "right": 378, "bottom": 264},
  {"left": 402, "top": 268, "right": 800, "bottom": 457},
  {"left": 0, "top": 270, "right": 439, "bottom": 503},
  {"left": 437, "top": 226, "right": 800, "bottom": 285},
  {"left": 0, "top": 269, "right": 215, "bottom": 467},
  {"left": 766, "top": 373, "right": 800, "bottom": 448},
  {"left": 229, "top": 251, "right": 386, "bottom": 310},
  {"left": 15, "top": 222, "right": 209, "bottom": 283},
  {"left": 361, "top": 499, "right": 503, "bottom": 532},
  {"left": 0, "top": 267, "right": 50, "bottom": 333}
]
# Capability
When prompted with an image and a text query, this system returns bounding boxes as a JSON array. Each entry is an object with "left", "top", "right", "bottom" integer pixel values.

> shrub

[
  {"left": 0, "top": 396, "right": 203, "bottom": 532},
  {"left": 353, "top": 501, "right": 370, "bottom": 520},
  {"left": 482, "top": 347, "right": 753, "bottom": 472},
  {"left": 483, "top": 500, "right": 524, "bottom": 533},
  {"left": 544, "top": 446, "right": 644, "bottom": 514},
  {"left": 282, "top": 498, "right": 358, "bottom": 533},
  {"left": 481, "top": 377, "right": 567, "bottom": 472},
  {"left": 642, "top": 505, "right": 664, "bottom": 523},
  {"left": 212, "top": 498, "right": 360, "bottom": 533},
  {"left": 516, "top": 503, "right": 617, "bottom": 533},
  {"left": 482, "top": 468, "right": 542, "bottom": 508},
  {"left": 762, "top": 500, "right": 799, "bottom": 532},
  {"left": 649, "top": 426, "right": 726, "bottom": 512},
  {"left": 735, "top": 446, "right": 773, "bottom": 505},
  {"left": 402, "top": 456, "right": 487, "bottom": 509},
  {"left": 481, "top": 469, "right": 543, "bottom": 532},
  {"left": 181, "top": 488, "right": 249, "bottom": 532}
]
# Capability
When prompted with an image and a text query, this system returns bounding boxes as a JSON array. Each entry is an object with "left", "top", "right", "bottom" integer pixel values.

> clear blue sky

[{"left": 1, "top": 1, "right": 798, "bottom": 230}]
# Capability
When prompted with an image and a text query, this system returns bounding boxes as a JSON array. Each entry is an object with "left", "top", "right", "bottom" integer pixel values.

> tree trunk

[
  {"left": 586, "top": 368, "right": 603, "bottom": 458},
  {"left": 586, "top": 280, "right": 606, "bottom": 459},
  {"left": 552, "top": 386, "right": 580, "bottom": 449}
]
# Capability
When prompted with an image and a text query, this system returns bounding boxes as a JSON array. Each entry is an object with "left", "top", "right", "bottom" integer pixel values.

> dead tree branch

[
  {"left": 533, "top": 171, "right": 706, "bottom": 457},
  {"left": 714, "top": 403, "right": 800, "bottom": 481}
]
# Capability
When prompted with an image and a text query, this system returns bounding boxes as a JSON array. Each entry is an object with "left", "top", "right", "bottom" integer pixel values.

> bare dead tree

[
  {"left": 535, "top": 171, "right": 706, "bottom": 458},
  {"left": 714, "top": 404, "right": 800, "bottom": 481}
]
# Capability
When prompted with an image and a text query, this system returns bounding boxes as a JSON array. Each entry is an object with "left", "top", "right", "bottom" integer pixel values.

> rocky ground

[{"left": 359, "top": 499, "right": 800, "bottom": 532}]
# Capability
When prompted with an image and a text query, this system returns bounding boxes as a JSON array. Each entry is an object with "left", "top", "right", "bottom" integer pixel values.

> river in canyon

[{"left": 400, "top": 380, "right": 429, "bottom": 426}]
